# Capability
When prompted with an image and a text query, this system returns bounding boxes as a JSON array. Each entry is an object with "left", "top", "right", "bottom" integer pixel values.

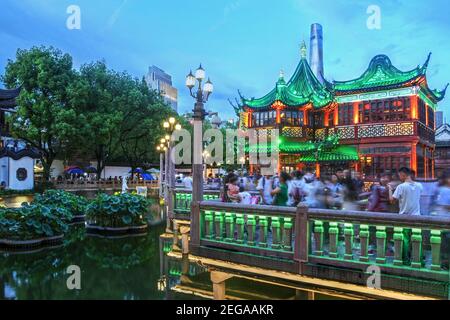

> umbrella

[
  {"left": 148, "top": 168, "right": 160, "bottom": 173},
  {"left": 65, "top": 167, "right": 85, "bottom": 175},
  {"left": 129, "top": 168, "right": 146, "bottom": 174},
  {"left": 141, "top": 173, "right": 155, "bottom": 181},
  {"left": 85, "top": 166, "right": 98, "bottom": 173}
]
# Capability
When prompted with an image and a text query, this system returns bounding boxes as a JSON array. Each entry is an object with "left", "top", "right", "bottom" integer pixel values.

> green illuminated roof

[
  {"left": 300, "top": 146, "right": 360, "bottom": 163},
  {"left": 334, "top": 54, "right": 427, "bottom": 92},
  {"left": 246, "top": 135, "right": 359, "bottom": 163},
  {"left": 241, "top": 44, "right": 334, "bottom": 110}
]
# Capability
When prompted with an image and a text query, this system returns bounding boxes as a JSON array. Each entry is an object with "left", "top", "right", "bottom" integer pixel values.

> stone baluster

[
  {"left": 344, "top": 223, "right": 354, "bottom": 260},
  {"left": 430, "top": 230, "right": 442, "bottom": 271},
  {"left": 235, "top": 214, "right": 245, "bottom": 244},
  {"left": 328, "top": 222, "right": 339, "bottom": 258},
  {"left": 214, "top": 211, "right": 224, "bottom": 241},
  {"left": 247, "top": 215, "right": 257, "bottom": 246},
  {"left": 181, "top": 193, "right": 187, "bottom": 210},
  {"left": 224, "top": 213, "right": 235, "bottom": 243},
  {"left": 376, "top": 226, "right": 387, "bottom": 264},
  {"left": 393, "top": 227, "right": 404, "bottom": 266},
  {"left": 271, "top": 217, "right": 281, "bottom": 250},
  {"left": 204, "top": 211, "right": 214, "bottom": 240},
  {"left": 313, "top": 220, "right": 324, "bottom": 256},
  {"left": 359, "top": 224, "right": 369, "bottom": 262},
  {"left": 282, "top": 217, "right": 293, "bottom": 251},
  {"left": 411, "top": 228, "right": 423, "bottom": 269},
  {"left": 186, "top": 194, "right": 192, "bottom": 211},
  {"left": 258, "top": 216, "right": 268, "bottom": 248}
]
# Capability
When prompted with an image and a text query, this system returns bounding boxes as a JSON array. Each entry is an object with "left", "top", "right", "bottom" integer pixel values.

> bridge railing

[
  {"left": 307, "top": 209, "right": 450, "bottom": 280},
  {"left": 190, "top": 201, "right": 450, "bottom": 297},
  {"left": 173, "top": 189, "right": 221, "bottom": 217}
]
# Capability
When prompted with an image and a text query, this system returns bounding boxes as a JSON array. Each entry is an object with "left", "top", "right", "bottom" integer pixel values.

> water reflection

[{"left": 0, "top": 202, "right": 355, "bottom": 300}]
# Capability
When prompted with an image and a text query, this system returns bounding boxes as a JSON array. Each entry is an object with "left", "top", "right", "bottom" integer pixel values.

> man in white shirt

[
  {"left": 257, "top": 174, "right": 273, "bottom": 205},
  {"left": 389, "top": 167, "right": 423, "bottom": 215},
  {"left": 389, "top": 167, "right": 423, "bottom": 264},
  {"left": 183, "top": 173, "right": 193, "bottom": 190}
]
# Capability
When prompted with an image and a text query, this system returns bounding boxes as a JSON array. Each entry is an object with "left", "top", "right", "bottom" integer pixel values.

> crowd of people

[{"left": 221, "top": 167, "right": 450, "bottom": 216}]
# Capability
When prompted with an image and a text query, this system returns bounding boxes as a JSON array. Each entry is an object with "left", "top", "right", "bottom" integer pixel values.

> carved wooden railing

[
  {"left": 54, "top": 180, "right": 159, "bottom": 192},
  {"left": 190, "top": 201, "right": 450, "bottom": 298}
]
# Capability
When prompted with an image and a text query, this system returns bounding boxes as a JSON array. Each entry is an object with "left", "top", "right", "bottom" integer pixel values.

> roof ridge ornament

[{"left": 300, "top": 41, "right": 307, "bottom": 59}]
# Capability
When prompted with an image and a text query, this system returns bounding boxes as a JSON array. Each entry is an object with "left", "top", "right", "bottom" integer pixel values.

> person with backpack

[
  {"left": 367, "top": 174, "right": 391, "bottom": 212},
  {"left": 288, "top": 171, "right": 306, "bottom": 206},
  {"left": 257, "top": 173, "right": 274, "bottom": 205},
  {"left": 271, "top": 172, "right": 290, "bottom": 207}
]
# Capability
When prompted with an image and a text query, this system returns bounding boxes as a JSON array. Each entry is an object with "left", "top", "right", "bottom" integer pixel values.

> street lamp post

[
  {"left": 186, "top": 65, "right": 214, "bottom": 204},
  {"left": 156, "top": 144, "right": 167, "bottom": 199},
  {"left": 162, "top": 118, "right": 182, "bottom": 233}
]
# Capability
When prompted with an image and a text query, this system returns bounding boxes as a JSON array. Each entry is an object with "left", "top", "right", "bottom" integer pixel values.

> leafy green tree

[
  {"left": 116, "top": 77, "right": 175, "bottom": 172},
  {"left": 68, "top": 61, "right": 124, "bottom": 178},
  {"left": 1, "top": 46, "right": 80, "bottom": 180}
]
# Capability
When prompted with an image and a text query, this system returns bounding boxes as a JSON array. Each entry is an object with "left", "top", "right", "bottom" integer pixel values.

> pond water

[{"left": 0, "top": 197, "right": 352, "bottom": 300}]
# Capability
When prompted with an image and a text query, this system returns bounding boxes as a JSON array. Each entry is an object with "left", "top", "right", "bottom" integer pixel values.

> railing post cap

[{"left": 296, "top": 203, "right": 309, "bottom": 214}]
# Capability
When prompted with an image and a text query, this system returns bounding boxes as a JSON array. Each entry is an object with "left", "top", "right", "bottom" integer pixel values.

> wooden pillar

[
  {"left": 411, "top": 142, "right": 418, "bottom": 174},
  {"left": 304, "top": 109, "right": 308, "bottom": 126},
  {"left": 334, "top": 107, "right": 339, "bottom": 126},
  {"left": 172, "top": 220, "right": 179, "bottom": 249},
  {"left": 210, "top": 271, "right": 233, "bottom": 301},
  {"left": 411, "top": 95, "right": 419, "bottom": 120},
  {"left": 324, "top": 111, "right": 330, "bottom": 127},
  {"left": 432, "top": 150, "right": 435, "bottom": 179},
  {"left": 180, "top": 226, "right": 190, "bottom": 255},
  {"left": 353, "top": 102, "right": 359, "bottom": 124}
]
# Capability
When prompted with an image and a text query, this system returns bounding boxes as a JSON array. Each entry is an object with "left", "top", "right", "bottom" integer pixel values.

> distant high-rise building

[
  {"left": 145, "top": 66, "right": 178, "bottom": 112},
  {"left": 435, "top": 111, "right": 444, "bottom": 128},
  {"left": 310, "top": 23, "right": 324, "bottom": 84}
]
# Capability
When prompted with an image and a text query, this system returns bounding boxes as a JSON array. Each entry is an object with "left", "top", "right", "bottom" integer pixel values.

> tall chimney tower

[{"left": 309, "top": 23, "right": 324, "bottom": 84}]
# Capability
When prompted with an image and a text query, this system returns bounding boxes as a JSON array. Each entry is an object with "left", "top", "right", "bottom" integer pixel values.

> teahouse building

[{"left": 235, "top": 25, "right": 447, "bottom": 180}]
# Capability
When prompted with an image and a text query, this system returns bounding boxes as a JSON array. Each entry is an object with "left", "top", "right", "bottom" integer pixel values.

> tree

[
  {"left": 1, "top": 46, "right": 80, "bottom": 180},
  {"left": 68, "top": 61, "right": 124, "bottom": 178},
  {"left": 116, "top": 76, "right": 176, "bottom": 173}
]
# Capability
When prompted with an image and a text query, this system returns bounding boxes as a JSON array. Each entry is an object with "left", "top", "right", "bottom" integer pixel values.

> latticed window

[
  {"left": 427, "top": 106, "right": 435, "bottom": 129},
  {"left": 358, "top": 98, "right": 411, "bottom": 124},
  {"left": 282, "top": 111, "right": 303, "bottom": 126},
  {"left": 419, "top": 99, "right": 427, "bottom": 125},
  {"left": 338, "top": 104, "right": 353, "bottom": 125}
]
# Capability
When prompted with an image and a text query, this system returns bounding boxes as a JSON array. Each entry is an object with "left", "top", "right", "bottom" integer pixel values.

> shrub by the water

[
  {"left": 0, "top": 204, "right": 70, "bottom": 241},
  {"left": 33, "top": 190, "right": 89, "bottom": 218},
  {"left": 86, "top": 193, "right": 150, "bottom": 228}
]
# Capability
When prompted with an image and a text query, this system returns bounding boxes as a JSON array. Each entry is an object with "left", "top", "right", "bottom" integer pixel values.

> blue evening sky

[{"left": 0, "top": 0, "right": 449, "bottom": 121}]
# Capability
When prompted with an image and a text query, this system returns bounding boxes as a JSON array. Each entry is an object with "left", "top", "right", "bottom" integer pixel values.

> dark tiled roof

[
  {"left": 0, "top": 147, "right": 41, "bottom": 160},
  {"left": 0, "top": 87, "right": 21, "bottom": 109}
]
